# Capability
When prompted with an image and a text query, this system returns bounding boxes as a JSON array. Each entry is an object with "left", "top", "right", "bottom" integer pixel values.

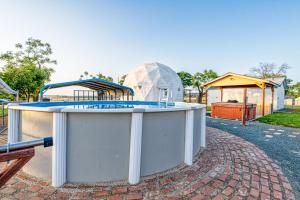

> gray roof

[
  {"left": 265, "top": 77, "right": 286, "bottom": 85},
  {"left": 0, "top": 78, "right": 17, "bottom": 95}
]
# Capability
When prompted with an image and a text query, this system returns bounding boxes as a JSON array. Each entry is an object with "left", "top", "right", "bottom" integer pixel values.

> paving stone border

[
  {"left": 0, "top": 128, "right": 295, "bottom": 200},
  {"left": 207, "top": 116, "right": 300, "bottom": 199}
]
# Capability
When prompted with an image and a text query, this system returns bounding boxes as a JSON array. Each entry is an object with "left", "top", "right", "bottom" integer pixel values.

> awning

[{"left": 39, "top": 78, "right": 134, "bottom": 97}]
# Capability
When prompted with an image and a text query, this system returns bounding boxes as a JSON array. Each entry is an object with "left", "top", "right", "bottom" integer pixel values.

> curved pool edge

[
  {"left": 8, "top": 101, "right": 205, "bottom": 113},
  {"left": 7, "top": 101, "right": 207, "bottom": 187}
]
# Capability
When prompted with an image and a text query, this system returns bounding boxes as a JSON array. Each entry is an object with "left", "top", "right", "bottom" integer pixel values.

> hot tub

[
  {"left": 7, "top": 101, "right": 206, "bottom": 187},
  {"left": 211, "top": 102, "right": 256, "bottom": 120}
]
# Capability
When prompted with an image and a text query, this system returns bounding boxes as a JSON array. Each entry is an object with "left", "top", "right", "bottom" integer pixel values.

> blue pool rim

[{"left": 19, "top": 101, "right": 176, "bottom": 108}]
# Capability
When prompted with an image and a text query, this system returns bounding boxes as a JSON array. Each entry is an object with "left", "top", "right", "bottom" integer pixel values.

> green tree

[
  {"left": 192, "top": 69, "right": 218, "bottom": 103},
  {"left": 0, "top": 38, "right": 56, "bottom": 101},
  {"left": 249, "top": 63, "right": 290, "bottom": 78},
  {"left": 84, "top": 71, "right": 89, "bottom": 78},
  {"left": 95, "top": 72, "right": 113, "bottom": 82},
  {"left": 118, "top": 74, "right": 127, "bottom": 85},
  {"left": 79, "top": 71, "right": 113, "bottom": 82},
  {"left": 22, "top": 38, "right": 57, "bottom": 69},
  {"left": 177, "top": 71, "right": 192, "bottom": 87},
  {"left": 287, "top": 82, "right": 300, "bottom": 98},
  {"left": 79, "top": 71, "right": 90, "bottom": 80}
]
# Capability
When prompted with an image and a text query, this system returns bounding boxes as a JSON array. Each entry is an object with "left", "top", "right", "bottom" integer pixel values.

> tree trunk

[
  {"left": 26, "top": 90, "right": 30, "bottom": 102},
  {"left": 196, "top": 86, "right": 202, "bottom": 103},
  {"left": 32, "top": 91, "right": 39, "bottom": 102},
  {"left": 196, "top": 86, "right": 204, "bottom": 103},
  {"left": 198, "top": 93, "right": 203, "bottom": 103},
  {"left": 33, "top": 96, "right": 38, "bottom": 102}
]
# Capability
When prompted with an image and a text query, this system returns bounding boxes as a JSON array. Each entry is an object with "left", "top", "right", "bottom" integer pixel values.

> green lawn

[
  {"left": 257, "top": 112, "right": 300, "bottom": 128},
  {"left": 206, "top": 106, "right": 211, "bottom": 112}
]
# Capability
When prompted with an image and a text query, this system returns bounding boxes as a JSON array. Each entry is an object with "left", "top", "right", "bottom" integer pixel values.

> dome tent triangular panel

[{"left": 123, "top": 62, "right": 184, "bottom": 101}]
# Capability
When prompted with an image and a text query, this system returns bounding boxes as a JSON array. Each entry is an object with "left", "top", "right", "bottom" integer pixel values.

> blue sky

[{"left": 0, "top": 0, "right": 299, "bottom": 83}]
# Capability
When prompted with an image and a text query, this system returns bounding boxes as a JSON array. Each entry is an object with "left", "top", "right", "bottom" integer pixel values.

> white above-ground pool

[{"left": 8, "top": 101, "right": 206, "bottom": 187}]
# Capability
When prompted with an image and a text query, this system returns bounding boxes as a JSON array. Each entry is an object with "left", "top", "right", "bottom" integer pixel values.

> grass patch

[
  {"left": 257, "top": 112, "right": 300, "bottom": 128},
  {"left": 206, "top": 106, "right": 211, "bottom": 112}
]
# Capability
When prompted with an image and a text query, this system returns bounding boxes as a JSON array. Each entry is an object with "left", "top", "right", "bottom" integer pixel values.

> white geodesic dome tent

[{"left": 123, "top": 62, "right": 184, "bottom": 101}]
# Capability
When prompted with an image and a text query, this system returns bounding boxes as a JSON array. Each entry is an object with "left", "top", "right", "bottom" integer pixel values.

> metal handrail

[{"left": 0, "top": 137, "right": 53, "bottom": 153}]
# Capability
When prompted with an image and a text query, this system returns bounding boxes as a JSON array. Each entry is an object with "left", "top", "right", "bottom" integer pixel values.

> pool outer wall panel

[
  {"left": 13, "top": 105, "right": 204, "bottom": 184},
  {"left": 66, "top": 113, "right": 131, "bottom": 183},
  {"left": 193, "top": 109, "right": 202, "bottom": 156},
  {"left": 20, "top": 110, "right": 53, "bottom": 180},
  {"left": 140, "top": 111, "right": 185, "bottom": 177}
]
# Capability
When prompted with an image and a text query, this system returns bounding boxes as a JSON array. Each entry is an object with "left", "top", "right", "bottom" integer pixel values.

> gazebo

[{"left": 204, "top": 73, "right": 280, "bottom": 119}]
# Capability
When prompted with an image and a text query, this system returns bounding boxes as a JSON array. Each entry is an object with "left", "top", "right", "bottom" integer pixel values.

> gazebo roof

[
  {"left": 204, "top": 73, "right": 279, "bottom": 89},
  {"left": 40, "top": 78, "right": 134, "bottom": 97}
]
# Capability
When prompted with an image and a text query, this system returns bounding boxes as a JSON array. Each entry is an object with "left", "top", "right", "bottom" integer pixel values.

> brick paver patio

[{"left": 0, "top": 128, "right": 295, "bottom": 199}]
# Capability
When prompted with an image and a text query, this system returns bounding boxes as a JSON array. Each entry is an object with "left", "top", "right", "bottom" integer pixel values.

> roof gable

[
  {"left": 265, "top": 77, "right": 287, "bottom": 88},
  {"left": 204, "top": 73, "right": 279, "bottom": 88}
]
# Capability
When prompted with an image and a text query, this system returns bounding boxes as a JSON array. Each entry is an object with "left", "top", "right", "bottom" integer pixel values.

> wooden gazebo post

[
  {"left": 271, "top": 86, "right": 275, "bottom": 113},
  {"left": 261, "top": 83, "right": 266, "bottom": 116},
  {"left": 205, "top": 91, "right": 208, "bottom": 105},
  {"left": 242, "top": 88, "right": 247, "bottom": 126},
  {"left": 220, "top": 87, "right": 223, "bottom": 102}
]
